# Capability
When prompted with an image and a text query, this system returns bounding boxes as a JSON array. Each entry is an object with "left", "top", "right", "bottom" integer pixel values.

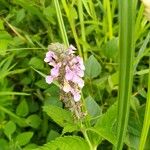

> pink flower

[
  {"left": 51, "top": 63, "right": 61, "bottom": 77},
  {"left": 46, "top": 75, "right": 53, "bottom": 84},
  {"left": 44, "top": 44, "right": 85, "bottom": 102},
  {"left": 71, "top": 89, "right": 81, "bottom": 102},
  {"left": 65, "top": 65, "right": 84, "bottom": 87},
  {"left": 68, "top": 45, "right": 76, "bottom": 54},
  {"left": 65, "top": 66, "right": 74, "bottom": 80},
  {"left": 44, "top": 51, "right": 57, "bottom": 65},
  {"left": 74, "top": 77, "right": 84, "bottom": 88}
]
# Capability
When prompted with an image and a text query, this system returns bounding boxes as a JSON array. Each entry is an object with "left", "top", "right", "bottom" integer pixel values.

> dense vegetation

[{"left": 0, "top": 0, "right": 149, "bottom": 150}]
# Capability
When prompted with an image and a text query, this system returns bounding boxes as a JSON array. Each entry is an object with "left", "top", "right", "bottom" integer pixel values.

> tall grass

[
  {"left": 138, "top": 59, "right": 150, "bottom": 150},
  {"left": 115, "top": 0, "right": 136, "bottom": 149},
  {"left": 53, "top": 0, "right": 69, "bottom": 46}
]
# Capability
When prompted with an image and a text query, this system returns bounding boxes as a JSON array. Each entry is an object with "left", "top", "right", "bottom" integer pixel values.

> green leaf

[
  {"left": 16, "top": 99, "right": 29, "bottom": 117},
  {"left": 16, "top": 9, "right": 25, "bottom": 23},
  {"left": 85, "top": 55, "right": 101, "bottom": 79},
  {"left": 85, "top": 96, "right": 102, "bottom": 119},
  {"left": 47, "top": 130, "right": 60, "bottom": 142},
  {"left": 43, "top": 105, "right": 74, "bottom": 127},
  {"left": 0, "top": 139, "right": 8, "bottom": 150},
  {"left": 4, "top": 121, "right": 16, "bottom": 138},
  {"left": 34, "top": 136, "right": 90, "bottom": 150},
  {"left": 81, "top": 0, "right": 91, "bottom": 16},
  {"left": 16, "top": 132, "right": 33, "bottom": 146},
  {"left": 24, "top": 144, "right": 38, "bottom": 150},
  {"left": 87, "top": 131, "right": 102, "bottom": 148},
  {"left": 116, "top": 0, "right": 136, "bottom": 149},
  {"left": 43, "top": 6, "right": 56, "bottom": 24},
  {"left": 35, "top": 80, "right": 49, "bottom": 89},
  {"left": 102, "top": 38, "right": 118, "bottom": 60},
  {"left": 108, "top": 72, "right": 119, "bottom": 89},
  {"left": 62, "top": 124, "right": 78, "bottom": 135},
  {"left": 0, "top": 20, "right": 12, "bottom": 55},
  {"left": 91, "top": 102, "right": 117, "bottom": 145},
  {"left": 29, "top": 57, "right": 44, "bottom": 70},
  {"left": 26, "top": 114, "right": 41, "bottom": 128}
]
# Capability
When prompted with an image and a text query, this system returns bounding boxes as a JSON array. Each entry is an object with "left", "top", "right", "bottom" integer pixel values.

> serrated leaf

[
  {"left": 26, "top": 114, "right": 41, "bottom": 128},
  {"left": 4, "top": 121, "right": 16, "bottom": 138},
  {"left": 62, "top": 124, "right": 78, "bottom": 135},
  {"left": 34, "top": 136, "right": 90, "bottom": 150},
  {"left": 16, "top": 132, "right": 33, "bottom": 146},
  {"left": 43, "top": 105, "right": 74, "bottom": 127},
  {"left": 16, "top": 99, "right": 29, "bottom": 117},
  {"left": 91, "top": 102, "right": 118, "bottom": 145},
  {"left": 85, "top": 55, "right": 101, "bottom": 78}
]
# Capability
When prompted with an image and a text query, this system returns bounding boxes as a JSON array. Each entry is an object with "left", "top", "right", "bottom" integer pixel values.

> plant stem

[{"left": 82, "top": 129, "right": 94, "bottom": 150}]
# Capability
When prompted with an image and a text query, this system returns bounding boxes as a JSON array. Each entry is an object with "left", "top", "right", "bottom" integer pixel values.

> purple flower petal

[
  {"left": 71, "top": 90, "right": 81, "bottom": 102},
  {"left": 46, "top": 75, "right": 53, "bottom": 84},
  {"left": 51, "top": 63, "right": 61, "bottom": 77},
  {"left": 65, "top": 66, "right": 74, "bottom": 80}
]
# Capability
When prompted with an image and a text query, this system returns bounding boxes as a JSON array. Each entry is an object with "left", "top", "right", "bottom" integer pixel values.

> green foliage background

[{"left": 0, "top": 0, "right": 149, "bottom": 150}]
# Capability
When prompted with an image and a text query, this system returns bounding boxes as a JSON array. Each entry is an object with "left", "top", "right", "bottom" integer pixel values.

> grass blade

[
  {"left": 61, "top": 0, "right": 82, "bottom": 56},
  {"left": 53, "top": 0, "right": 69, "bottom": 46},
  {"left": 115, "top": 0, "right": 136, "bottom": 149},
  {"left": 0, "top": 92, "right": 30, "bottom": 96},
  {"left": 138, "top": 60, "right": 150, "bottom": 150},
  {"left": 77, "top": 0, "right": 87, "bottom": 60}
]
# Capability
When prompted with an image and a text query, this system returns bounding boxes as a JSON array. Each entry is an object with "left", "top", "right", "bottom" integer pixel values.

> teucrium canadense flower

[
  {"left": 141, "top": 0, "right": 150, "bottom": 21},
  {"left": 44, "top": 43, "right": 85, "bottom": 120}
]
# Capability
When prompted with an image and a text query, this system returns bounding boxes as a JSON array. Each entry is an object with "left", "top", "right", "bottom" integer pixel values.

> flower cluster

[{"left": 44, "top": 43, "right": 85, "bottom": 102}]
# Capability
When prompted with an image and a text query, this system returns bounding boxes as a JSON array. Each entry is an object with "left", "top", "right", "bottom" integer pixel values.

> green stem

[{"left": 82, "top": 129, "right": 95, "bottom": 150}]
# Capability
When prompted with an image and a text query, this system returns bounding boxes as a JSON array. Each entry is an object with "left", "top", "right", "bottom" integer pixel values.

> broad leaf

[
  {"left": 26, "top": 114, "right": 42, "bottom": 128},
  {"left": 43, "top": 105, "right": 74, "bottom": 127},
  {"left": 16, "top": 132, "right": 33, "bottom": 146},
  {"left": 85, "top": 96, "right": 102, "bottom": 119},
  {"left": 85, "top": 55, "right": 101, "bottom": 79},
  {"left": 34, "top": 136, "right": 90, "bottom": 150},
  {"left": 91, "top": 102, "right": 117, "bottom": 145},
  {"left": 4, "top": 121, "right": 16, "bottom": 138},
  {"left": 16, "top": 99, "right": 29, "bottom": 117}
]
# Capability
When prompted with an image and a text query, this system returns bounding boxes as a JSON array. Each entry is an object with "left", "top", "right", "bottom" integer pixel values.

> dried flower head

[
  {"left": 44, "top": 43, "right": 86, "bottom": 120},
  {"left": 141, "top": 0, "right": 150, "bottom": 21}
]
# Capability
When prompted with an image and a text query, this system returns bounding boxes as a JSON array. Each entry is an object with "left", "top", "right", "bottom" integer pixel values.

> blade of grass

[
  {"left": 134, "top": 32, "right": 150, "bottom": 71},
  {"left": 106, "top": 0, "right": 113, "bottom": 39},
  {"left": 61, "top": 0, "right": 82, "bottom": 56},
  {"left": 115, "top": 0, "right": 136, "bottom": 149},
  {"left": 53, "top": 0, "right": 69, "bottom": 46},
  {"left": 77, "top": 0, "right": 87, "bottom": 60},
  {"left": 138, "top": 59, "right": 150, "bottom": 150},
  {"left": 0, "top": 105, "right": 26, "bottom": 125},
  {"left": 0, "top": 92, "right": 30, "bottom": 96}
]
